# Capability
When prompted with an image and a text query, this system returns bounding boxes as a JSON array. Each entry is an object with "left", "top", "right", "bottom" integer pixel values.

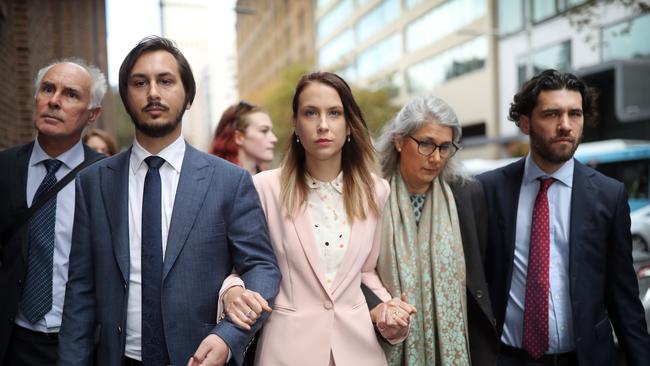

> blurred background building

[
  {"left": 313, "top": 0, "right": 499, "bottom": 158},
  {"left": 1, "top": 0, "right": 648, "bottom": 156},
  {"left": 0, "top": 0, "right": 109, "bottom": 149},
  {"left": 236, "top": 0, "right": 316, "bottom": 101}
]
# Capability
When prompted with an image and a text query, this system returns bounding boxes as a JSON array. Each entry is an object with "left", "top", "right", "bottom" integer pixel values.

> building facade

[
  {"left": 0, "top": 0, "right": 108, "bottom": 149},
  {"left": 236, "top": 0, "right": 316, "bottom": 100},
  {"left": 497, "top": 0, "right": 650, "bottom": 142},
  {"left": 315, "top": 0, "right": 499, "bottom": 157}
]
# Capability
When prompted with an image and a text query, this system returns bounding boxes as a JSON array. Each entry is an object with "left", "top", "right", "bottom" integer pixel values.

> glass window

[
  {"left": 319, "top": 29, "right": 355, "bottom": 68},
  {"left": 532, "top": 0, "right": 557, "bottom": 23},
  {"left": 318, "top": 0, "right": 353, "bottom": 41},
  {"left": 357, "top": 33, "right": 402, "bottom": 79},
  {"left": 406, "top": 0, "right": 487, "bottom": 53},
  {"left": 603, "top": 13, "right": 650, "bottom": 62},
  {"left": 336, "top": 63, "right": 358, "bottom": 83},
  {"left": 517, "top": 41, "right": 571, "bottom": 85},
  {"left": 356, "top": 0, "right": 401, "bottom": 42},
  {"left": 406, "top": 36, "right": 488, "bottom": 93},
  {"left": 318, "top": 0, "right": 332, "bottom": 10},
  {"left": 498, "top": 0, "right": 524, "bottom": 34},
  {"left": 405, "top": 0, "right": 424, "bottom": 9}
]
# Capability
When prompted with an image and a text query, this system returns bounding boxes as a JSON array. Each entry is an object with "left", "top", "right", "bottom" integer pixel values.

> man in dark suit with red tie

[{"left": 477, "top": 69, "right": 650, "bottom": 366}]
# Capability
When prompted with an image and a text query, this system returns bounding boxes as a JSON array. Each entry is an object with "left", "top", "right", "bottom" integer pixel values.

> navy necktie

[
  {"left": 141, "top": 156, "right": 169, "bottom": 365},
  {"left": 22, "top": 159, "right": 63, "bottom": 323}
]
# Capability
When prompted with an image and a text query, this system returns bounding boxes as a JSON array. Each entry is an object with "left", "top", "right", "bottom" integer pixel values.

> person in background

[
  {"left": 82, "top": 127, "right": 117, "bottom": 156},
  {"left": 210, "top": 101, "right": 277, "bottom": 175},
  {"left": 220, "top": 71, "right": 416, "bottom": 365},
  {"left": 365, "top": 95, "right": 497, "bottom": 365},
  {"left": 478, "top": 69, "right": 650, "bottom": 366},
  {"left": 0, "top": 58, "right": 106, "bottom": 366}
]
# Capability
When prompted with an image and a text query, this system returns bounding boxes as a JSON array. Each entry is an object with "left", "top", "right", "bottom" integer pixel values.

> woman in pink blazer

[{"left": 221, "top": 72, "right": 415, "bottom": 365}]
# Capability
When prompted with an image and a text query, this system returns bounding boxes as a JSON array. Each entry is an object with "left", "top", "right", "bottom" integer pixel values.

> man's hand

[
  {"left": 187, "top": 334, "right": 229, "bottom": 366},
  {"left": 223, "top": 286, "right": 272, "bottom": 330}
]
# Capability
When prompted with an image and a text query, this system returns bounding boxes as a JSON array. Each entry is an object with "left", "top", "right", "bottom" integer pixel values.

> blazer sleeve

[
  {"left": 360, "top": 178, "right": 392, "bottom": 302},
  {"left": 605, "top": 184, "right": 650, "bottom": 365},
  {"left": 58, "top": 176, "right": 96, "bottom": 365},
  {"left": 212, "top": 170, "right": 281, "bottom": 365}
]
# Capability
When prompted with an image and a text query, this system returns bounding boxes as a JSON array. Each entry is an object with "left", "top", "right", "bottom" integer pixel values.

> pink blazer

[{"left": 252, "top": 168, "right": 392, "bottom": 366}]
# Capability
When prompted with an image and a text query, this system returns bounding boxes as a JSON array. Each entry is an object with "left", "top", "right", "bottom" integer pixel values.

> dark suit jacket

[
  {"left": 57, "top": 144, "right": 281, "bottom": 366},
  {"left": 477, "top": 158, "right": 650, "bottom": 366},
  {"left": 0, "top": 141, "right": 100, "bottom": 363},
  {"left": 364, "top": 179, "right": 498, "bottom": 365}
]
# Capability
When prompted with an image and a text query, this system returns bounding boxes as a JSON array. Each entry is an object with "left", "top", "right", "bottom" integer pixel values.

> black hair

[
  {"left": 509, "top": 69, "right": 598, "bottom": 127},
  {"left": 118, "top": 36, "right": 196, "bottom": 109}
]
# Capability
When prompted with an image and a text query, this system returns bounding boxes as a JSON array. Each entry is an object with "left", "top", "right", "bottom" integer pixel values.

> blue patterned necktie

[
  {"left": 141, "top": 156, "right": 169, "bottom": 365},
  {"left": 21, "top": 159, "right": 63, "bottom": 323}
]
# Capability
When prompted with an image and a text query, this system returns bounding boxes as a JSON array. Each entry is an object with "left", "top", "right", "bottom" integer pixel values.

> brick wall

[{"left": 0, "top": 0, "right": 108, "bottom": 149}]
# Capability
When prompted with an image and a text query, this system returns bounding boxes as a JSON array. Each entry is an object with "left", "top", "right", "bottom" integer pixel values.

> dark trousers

[
  {"left": 3, "top": 325, "right": 58, "bottom": 366},
  {"left": 498, "top": 343, "right": 578, "bottom": 366}
]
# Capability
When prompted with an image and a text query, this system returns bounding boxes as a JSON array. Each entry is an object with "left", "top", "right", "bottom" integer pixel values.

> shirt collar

[
  {"left": 523, "top": 153, "right": 574, "bottom": 188},
  {"left": 130, "top": 134, "right": 186, "bottom": 174},
  {"left": 305, "top": 171, "right": 344, "bottom": 194},
  {"left": 29, "top": 138, "right": 84, "bottom": 171}
]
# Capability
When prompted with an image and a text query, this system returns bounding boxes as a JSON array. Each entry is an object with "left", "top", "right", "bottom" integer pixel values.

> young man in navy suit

[
  {"left": 58, "top": 36, "right": 280, "bottom": 366},
  {"left": 477, "top": 69, "right": 650, "bottom": 366}
]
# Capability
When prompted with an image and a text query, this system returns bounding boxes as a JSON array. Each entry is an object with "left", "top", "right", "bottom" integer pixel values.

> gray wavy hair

[
  {"left": 34, "top": 57, "right": 107, "bottom": 109},
  {"left": 375, "top": 95, "right": 468, "bottom": 184}
]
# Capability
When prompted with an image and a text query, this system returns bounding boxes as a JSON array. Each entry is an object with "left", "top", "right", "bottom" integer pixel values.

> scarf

[{"left": 377, "top": 172, "right": 470, "bottom": 365}]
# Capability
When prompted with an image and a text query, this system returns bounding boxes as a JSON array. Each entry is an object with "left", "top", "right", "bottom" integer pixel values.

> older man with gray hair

[{"left": 0, "top": 58, "right": 107, "bottom": 365}]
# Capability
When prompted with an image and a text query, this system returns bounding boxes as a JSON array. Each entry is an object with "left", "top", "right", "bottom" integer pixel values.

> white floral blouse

[{"left": 305, "top": 172, "right": 351, "bottom": 288}]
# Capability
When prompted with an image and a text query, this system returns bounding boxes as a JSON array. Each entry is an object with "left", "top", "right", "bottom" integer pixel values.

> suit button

[
  {"left": 476, "top": 290, "right": 483, "bottom": 299},
  {"left": 17, "top": 279, "right": 23, "bottom": 288},
  {"left": 323, "top": 301, "right": 333, "bottom": 310},
  {"left": 117, "top": 326, "right": 122, "bottom": 334},
  {"left": 123, "top": 282, "right": 127, "bottom": 290},
  {"left": 8, "top": 317, "right": 14, "bottom": 324}
]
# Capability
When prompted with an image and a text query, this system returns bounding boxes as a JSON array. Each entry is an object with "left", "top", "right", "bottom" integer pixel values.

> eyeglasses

[{"left": 407, "top": 135, "right": 460, "bottom": 158}]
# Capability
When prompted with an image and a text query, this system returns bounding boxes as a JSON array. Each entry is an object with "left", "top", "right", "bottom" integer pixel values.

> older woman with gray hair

[{"left": 365, "top": 95, "right": 498, "bottom": 365}]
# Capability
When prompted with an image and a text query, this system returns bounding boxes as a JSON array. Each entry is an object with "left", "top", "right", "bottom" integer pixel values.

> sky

[{"left": 106, "top": 0, "right": 237, "bottom": 87}]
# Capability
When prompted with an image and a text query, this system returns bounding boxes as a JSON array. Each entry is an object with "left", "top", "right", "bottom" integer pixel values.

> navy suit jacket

[
  {"left": 0, "top": 141, "right": 100, "bottom": 364},
  {"left": 477, "top": 158, "right": 650, "bottom": 366},
  {"left": 57, "top": 144, "right": 280, "bottom": 366}
]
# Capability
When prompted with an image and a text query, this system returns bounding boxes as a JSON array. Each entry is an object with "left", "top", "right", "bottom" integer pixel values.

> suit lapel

[
  {"left": 501, "top": 160, "right": 525, "bottom": 291},
  {"left": 101, "top": 149, "right": 131, "bottom": 282},
  {"left": 568, "top": 160, "right": 596, "bottom": 292},
  {"left": 292, "top": 206, "right": 331, "bottom": 296},
  {"left": 18, "top": 143, "right": 35, "bottom": 262},
  {"left": 329, "top": 217, "right": 365, "bottom": 296},
  {"left": 162, "top": 145, "right": 212, "bottom": 280}
]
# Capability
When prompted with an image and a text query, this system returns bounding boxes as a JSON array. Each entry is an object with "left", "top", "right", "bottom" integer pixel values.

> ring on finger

[{"left": 245, "top": 310, "right": 254, "bottom": 318}]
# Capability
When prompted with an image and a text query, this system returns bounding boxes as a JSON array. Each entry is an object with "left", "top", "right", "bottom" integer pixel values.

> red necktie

[{"left": 523, "top": 177, "right": 555, "bottom": 359}]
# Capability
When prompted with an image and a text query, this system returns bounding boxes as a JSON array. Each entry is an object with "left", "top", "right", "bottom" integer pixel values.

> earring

[
  {"left": 347, "top": 134, "right": 351, "bottom": 143},
  {"left": 296, "top": 134, "right": 300, "bottom": 143}
]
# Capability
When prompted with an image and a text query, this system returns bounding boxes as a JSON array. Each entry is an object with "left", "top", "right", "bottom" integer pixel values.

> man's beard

[
  {"left": 127, "top": 103, "right": 185, "bottom": 138},
  {"left": 529, "top": 125, "right": 581, "bottom": 165}
]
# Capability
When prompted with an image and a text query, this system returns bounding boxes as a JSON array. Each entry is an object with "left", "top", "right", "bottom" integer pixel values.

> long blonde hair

[{"left": 280, "top": 72, "right": 379, "bottom": 222}]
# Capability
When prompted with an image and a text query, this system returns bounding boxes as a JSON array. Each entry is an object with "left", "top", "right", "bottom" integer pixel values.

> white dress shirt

[
  {"left": 502, "top": 154, "right": 575, "bottom": 353},
  {"left": 305, "top": 172, "right": 351, "bottom": 287},
  {"left": 15, "top": 139, "right": 84, "bottom": 333},
  {"left": 125, "top": 136, "right": 184, "bottom": 361}
]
